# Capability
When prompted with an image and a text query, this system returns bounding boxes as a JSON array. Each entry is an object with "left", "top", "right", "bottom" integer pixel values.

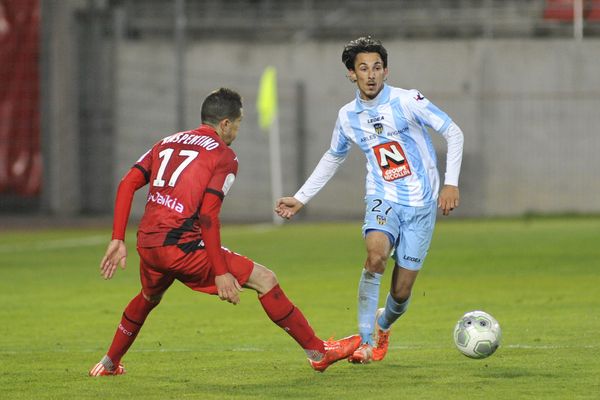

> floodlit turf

[{"left": 1, "top": 216, "right": 599, "bottom": 399}]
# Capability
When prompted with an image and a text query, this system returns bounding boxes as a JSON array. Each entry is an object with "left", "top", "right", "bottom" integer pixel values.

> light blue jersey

[{"left": 329, "top": 84, "right": 452, "bottom": 207}]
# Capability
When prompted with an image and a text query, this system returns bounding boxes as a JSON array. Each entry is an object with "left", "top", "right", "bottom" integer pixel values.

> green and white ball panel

[{"left": 453, "top": 310, "right": 501, "bottom": 359}]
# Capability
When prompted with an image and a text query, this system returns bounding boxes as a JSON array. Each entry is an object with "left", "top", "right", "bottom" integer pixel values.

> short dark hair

[
  {"left": 201, "top": 88, "right": 243, "bottom": 126},
  {"left": 341, "top": 36, "right": 388, "bottom": 70}
]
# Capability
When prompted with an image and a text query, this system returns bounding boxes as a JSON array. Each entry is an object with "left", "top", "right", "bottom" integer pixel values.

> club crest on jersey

[
  {"left": 414, "top": 92, "right": 425, "bottom": 101},
  {"left": 376, "top": 215, "right": 387, "bottom": 225},
  {"left": 374, "top": 123, "right": 384, "bottom": 135}
]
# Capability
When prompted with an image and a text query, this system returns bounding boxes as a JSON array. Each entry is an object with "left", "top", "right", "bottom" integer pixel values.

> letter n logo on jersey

[{"left": 373, "top": 141, "right": 412, "bottom": 181}]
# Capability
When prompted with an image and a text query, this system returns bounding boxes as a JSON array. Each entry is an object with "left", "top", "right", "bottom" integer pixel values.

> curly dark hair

[
  {"left": 341, "top": 36, "right": 388, "bottom": 70},
  {"left": 201, "top": 88, "right": 243, "bottom": 125}
]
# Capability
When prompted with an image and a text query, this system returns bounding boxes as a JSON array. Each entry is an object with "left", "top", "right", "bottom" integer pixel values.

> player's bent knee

[
  {"left": 261, "top": 268, "right": 278, "bottom": 290},
  {"left": 246, "top": 263, "right": 279, "bottom": 294},
  {"left": 365, "top": 253, "right": 388, "bottom": 273}
]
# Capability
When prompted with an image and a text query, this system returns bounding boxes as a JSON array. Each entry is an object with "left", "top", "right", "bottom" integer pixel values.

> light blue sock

[
  {"left": 357, "top": 269, "right": 382, "bottom": 345},
  {"left": 377, "top": 293, "right": 410, "bottom": 331}
]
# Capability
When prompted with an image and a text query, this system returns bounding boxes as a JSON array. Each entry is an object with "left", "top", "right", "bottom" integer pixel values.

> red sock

[
  {"left": 107, "top": 292, "right": 158, "bottom": 364},
  {"left": 259, "top": 285, "right": 324, "bottom": 353}
]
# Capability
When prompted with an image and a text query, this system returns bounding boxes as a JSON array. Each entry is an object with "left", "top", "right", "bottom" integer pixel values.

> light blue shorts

[{"left": 362, "top": 195, "right": 437, "bottom": 271}]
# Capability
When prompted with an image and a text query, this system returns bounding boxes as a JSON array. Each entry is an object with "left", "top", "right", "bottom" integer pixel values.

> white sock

[{"left": 357, "top": 269, "right": 382, "bottom": 345}]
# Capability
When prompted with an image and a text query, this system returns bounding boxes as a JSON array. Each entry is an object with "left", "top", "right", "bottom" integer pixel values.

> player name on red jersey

[{"left": 162, "top": 132, "right": 220, "bottom": 150}]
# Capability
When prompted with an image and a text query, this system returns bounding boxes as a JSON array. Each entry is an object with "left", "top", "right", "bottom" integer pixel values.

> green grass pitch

[{"left": 1, "top": 216, "right": 599, "bottom": 399}]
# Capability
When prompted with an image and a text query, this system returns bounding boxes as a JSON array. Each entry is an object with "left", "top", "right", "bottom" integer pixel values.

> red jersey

[{"left": 111, "top": 125, "right": 237, "bottom": 275}]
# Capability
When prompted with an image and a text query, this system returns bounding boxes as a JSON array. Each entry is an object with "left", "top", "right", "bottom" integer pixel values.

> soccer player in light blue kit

[{"left": 276, "top": 37, "right": 464, "bottom": 363}]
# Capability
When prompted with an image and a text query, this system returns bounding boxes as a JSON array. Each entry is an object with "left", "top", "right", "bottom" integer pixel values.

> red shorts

[{"left": 136, "top": 244, "right": 254, "bottom": 297}]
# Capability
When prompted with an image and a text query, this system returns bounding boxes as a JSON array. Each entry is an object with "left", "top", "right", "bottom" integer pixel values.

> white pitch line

[
  {"left": 0, "top": 235, "right": 107, "bottom": 253},
  {"left": 0, "top": 348, "right": 258, "bottom": 355},
  {"left": 1, "top": 343, "right": 598, "bottom": 355},
  {"left": 503, "top": 344, "right": 600, "bottom": 349}
]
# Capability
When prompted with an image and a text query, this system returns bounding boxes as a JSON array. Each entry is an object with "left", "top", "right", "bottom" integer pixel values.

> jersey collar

[
  {"left": 195, "top": 124, "right": 219, "bottom": 137},
  {"left": 353, "top": 84, "right": 391, "bottom": 114}
]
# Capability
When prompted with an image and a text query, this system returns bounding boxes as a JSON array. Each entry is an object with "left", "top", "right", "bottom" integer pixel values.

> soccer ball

[{"left": 453, "top": 310, "right": 501, "bottom": 359}]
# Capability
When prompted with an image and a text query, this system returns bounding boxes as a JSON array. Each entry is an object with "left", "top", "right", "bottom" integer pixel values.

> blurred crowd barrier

[{"left": 2, "top": 0, "right": 600, "bottom": 221}]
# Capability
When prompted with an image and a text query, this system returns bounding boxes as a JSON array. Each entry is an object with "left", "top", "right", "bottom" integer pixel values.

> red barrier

[
  {"left": 543, "top": 0, "right": 600, "bottom": 21},
  {"left": 588, "top": 0, "right": 600, "bottom": 20},
  {"left": 0, "top": 0, "right": 41, "bottom": 196},
  {"left": 543, "top": 0, "right": 576, "bottom": 20}
]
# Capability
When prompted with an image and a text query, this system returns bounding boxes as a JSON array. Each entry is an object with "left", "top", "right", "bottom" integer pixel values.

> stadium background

[{"left": 2, "top": 0, "right": 600, "bottom": 223}]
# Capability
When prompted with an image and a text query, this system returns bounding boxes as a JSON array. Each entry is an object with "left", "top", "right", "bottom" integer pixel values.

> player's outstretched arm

[
  {"left": 275, "top": 197, "right": 304, "bottom": 219},
  {"left": 100, "top": 239, "right": 127, "bottom": 280},
  {"left": 438, "top": 185, "right": 460, "bottom": 216}
]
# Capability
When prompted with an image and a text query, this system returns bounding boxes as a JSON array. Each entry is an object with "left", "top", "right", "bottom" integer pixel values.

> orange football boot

[
  {"left": 89, "top": 361, "right": 126, "bottom": 377},
  {"left": 309, "top": 334, "right": 361, "bottom": 372}
]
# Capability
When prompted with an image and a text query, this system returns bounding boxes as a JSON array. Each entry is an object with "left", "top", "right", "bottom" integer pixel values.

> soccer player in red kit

[{"left": 89, "top": 88, "right": 360, "bottom": 376}]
